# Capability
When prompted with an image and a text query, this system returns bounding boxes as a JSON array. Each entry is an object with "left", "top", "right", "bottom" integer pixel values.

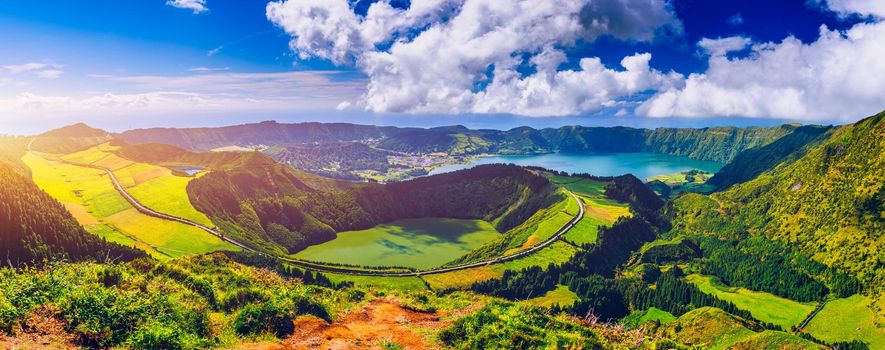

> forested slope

[
  {"left": 709, "top": 125, "right": 833, "bottom": 190},
  {"left": 672, "top": 111, "right": 884, "bottom": 303},
  {"left": 0, "top": 162, "right": 145, "bottom": 265}
]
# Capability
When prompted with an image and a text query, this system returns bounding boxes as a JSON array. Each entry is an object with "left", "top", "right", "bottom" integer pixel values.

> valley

[{"left": 1, "top": 113, "right": 882, "bottom": 349}]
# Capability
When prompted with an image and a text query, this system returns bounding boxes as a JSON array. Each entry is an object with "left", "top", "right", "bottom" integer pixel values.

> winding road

[{"left": 28, "top": 139, "right": 584, "bottom": 277}]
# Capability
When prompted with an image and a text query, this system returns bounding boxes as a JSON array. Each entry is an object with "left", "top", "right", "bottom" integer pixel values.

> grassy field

[
  {"left": 23, "top": 150, "right": 237, "bottom": 259},
  {"left": 805, "top": 295, "right": 885, "bottom": 349},
  {"left": 294, "top": 218, "right": 501, "bottom": 270},
  {"left": 422, "top": 241, "right": 579, "bottom": 291},
  {"left": 548, "top": 175, "right": 630, "bottom": 246},
  {"left": 323, "top": 273, "right": 429, "bottom": 291},
  {"left": 122, "top": 167, "right": 214, "bottom": 227},
  {"left": 524, "top": 285, "right": 579, "bottom": 308},
  {"left": 686, "top": 274, "right": 816, "bottom": 329},
  {"left": 622, "top": 307, "right": 676, "bottom": 328}
]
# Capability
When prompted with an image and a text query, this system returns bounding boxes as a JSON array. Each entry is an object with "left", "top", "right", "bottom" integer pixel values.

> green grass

[
  {"left": 23, "top": 151, "right": 237, "bottom": 259},
  {"left": 123, "top": 167, "right": 214, "bottom": 227},
  {"left": 294, "top": 218, "right": 500, "bottom": 270},
  {"left": 324, "top": 273, "right": 428, "bottom": 291},
  {"left": 423, "top": 241, "right": 580, "bottom": 291},
  {"left": 502, "top": 241, "right": 578, "bottom": 270},
  {"left": 563, "top": 215, "right": 606, "bottom": 246},
  {"left": 621, "top": 307, "right": 676, "bottom": 328},
  {"left": 105, "top": 209, "right": 237, "bottom": 258},
  {"left": 686, "top": 274, "right": 815, "bottom": 329},
  {"left": 548, "top": 175, "right": 606, "bottom": 197},
  {"left": 805, "top": 294, "right": 885, "bottom": 349},
  {"left": 524, "top": 285, "right": 578, "bottom": 308}
]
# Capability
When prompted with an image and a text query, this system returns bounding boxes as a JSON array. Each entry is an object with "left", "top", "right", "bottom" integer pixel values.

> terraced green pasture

[
  {"left": 23, "top": 150, "right": 236, "bottom": 259},
  {"left": 294, "top": 218, "right": 500, "bottom": 270},
  {"left": 687, "top": 274, "right": 815, "bottom": 329},
  {"left": 805, "top": 295, "right": 885, "bottom": 349},
  {"left": 324, "top": 273, "right": 429, "bottom": 291}
]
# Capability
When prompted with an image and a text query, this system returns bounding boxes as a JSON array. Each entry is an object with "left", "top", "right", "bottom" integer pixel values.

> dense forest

[{"left": 0, "top": 162, "right": 144, "bottom": 265}]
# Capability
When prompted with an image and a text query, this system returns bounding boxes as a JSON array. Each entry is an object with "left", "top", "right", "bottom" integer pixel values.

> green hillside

[
  {"left": 671, "top": 111, "right": 885, "bottom": 318},
  {"left": 0, "top": 161, "right": 145, "bottom": 265}
]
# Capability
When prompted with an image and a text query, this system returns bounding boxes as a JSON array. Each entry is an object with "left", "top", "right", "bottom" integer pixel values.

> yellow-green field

[
  {"left": 524, "top": 285, "right": 579, "bottom": 308},
  {"left": 686, "top": 274, "right": 816, "bottom": 329},
  {"left": 324, "top": 273, "right": 429, "bottom": 291},
  {"left": 422, "top": 241, "right": 578, "bottom": 291},
  {"left": 23, "top": 149, "right": 236, "bottom": 259},
  {"left": 547, "top": 176, "right": 631, "bottom": 246},
  {"left": 805, "top": 295, "right": 885, "bottom": 349},
  {"left": 294, "top": 218, "right": 500, "bottom": 269}
]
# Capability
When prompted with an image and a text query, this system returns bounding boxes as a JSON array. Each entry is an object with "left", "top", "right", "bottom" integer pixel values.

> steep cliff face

[{"left": 709, "top": 125, "right": 833, "bottom": 190}]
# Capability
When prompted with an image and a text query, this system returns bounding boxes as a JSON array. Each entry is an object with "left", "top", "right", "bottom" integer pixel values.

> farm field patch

[
  {"left": 805, "top": 295, "right": 885, "bottom": 349},
  {"left": 23, "top": 150, "right": 235, "bottom": 259},
  {"left": 686, "top": 274, "right": 815, "bottom": 329}
]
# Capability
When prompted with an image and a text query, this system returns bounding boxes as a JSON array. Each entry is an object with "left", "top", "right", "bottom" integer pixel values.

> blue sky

[{"left": 0, "top": 0, "right": 883, "bottom": 134}]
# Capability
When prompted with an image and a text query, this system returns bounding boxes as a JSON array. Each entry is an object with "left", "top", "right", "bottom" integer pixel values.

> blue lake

[{"left": 429, "top": 152, "right": 723, "bottom": 181}]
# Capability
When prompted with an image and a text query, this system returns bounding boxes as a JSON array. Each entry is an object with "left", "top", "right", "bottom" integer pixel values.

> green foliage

[
  {"left": 0, "top": 254, "right": 335, "bottom": 348},
  {"left": 439, "top": 301, "right": 602, "bottom": 349},
  {"left": 709, "top": 125, "right": 831, "bottom": 190},
  {"left": 233, "top": 302, "right": 294, "bottom": 338},
  {"left": 696, "top": 236, "right": 829, "bottom": 302},
  {"left": 673, "top": 112, "right": 884, "bottom": 298}
]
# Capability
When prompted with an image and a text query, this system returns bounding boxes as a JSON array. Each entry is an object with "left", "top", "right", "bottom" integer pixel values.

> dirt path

[{"left": 281, "top": 299, "right": 450, "bottom": 350}]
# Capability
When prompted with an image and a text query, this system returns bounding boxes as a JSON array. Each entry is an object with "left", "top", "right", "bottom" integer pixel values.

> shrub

[
  {"left": 220, "top": 288, "right": 271, "bottom": 312},
  {"left": 128, "top": 323, "right": 186, "bottom": 350},
  {"left": 234, "top": 302, "right": 294, "bottom": 338},
  {"left": 98, "top": 266, "right": 124, "bottom": 287},
  {"left": 60, "top": 286, "right": 144, "bottom": 347}
]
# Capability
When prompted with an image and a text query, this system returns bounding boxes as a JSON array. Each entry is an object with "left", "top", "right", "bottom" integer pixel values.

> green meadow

[
  {"left": 324, "top": 273, "right": 429, "bottom": 291},
  {"left": 805, "top": 295, "right": 885, "bottom": 349},
  {"left": 524, "top": 285, "right": 579, "bottom": 308},
  {"left": 294, "top": 218, "right": 501, "bottom": 270},
  {"left": 686, "top": 274, "right": 816, "bottom": 329},
  {"left": 622, "top": 307, "right": 676, "bottom": 328},
  {"left": 23, "top": 150, "right": 237, "bottom": 259}
]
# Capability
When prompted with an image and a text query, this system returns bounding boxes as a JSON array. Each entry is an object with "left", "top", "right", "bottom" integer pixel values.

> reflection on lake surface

[
  {"left": 429, "top": 152, "right": 723, "bottom": 180},
  {"left": 171, "top": 166, "right": 204, "bottom": 176}
]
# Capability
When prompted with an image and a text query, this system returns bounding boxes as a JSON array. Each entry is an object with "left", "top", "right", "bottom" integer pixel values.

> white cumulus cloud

[
  {"left": 815, "top": 0, "right": 885, "bottom": 18},
  {"left": 267, "top": 0, "right": 682, "bottom": 116},
  {"left": 638, "top": 21, "right": 885, "bottom": 121},
  {"left": 166, "top": 0, "right": 208, "bottom": 14}
]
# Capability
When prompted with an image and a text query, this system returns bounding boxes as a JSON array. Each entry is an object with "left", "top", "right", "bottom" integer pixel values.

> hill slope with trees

[
  {"left": 0, "top": 162, "right": 145, "bottom": 265},
  {"left": 672, "top": 111, "right": 885, "bottom": 315}
]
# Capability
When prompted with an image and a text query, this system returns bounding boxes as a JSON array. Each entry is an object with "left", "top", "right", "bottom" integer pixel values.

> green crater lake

[
  {"left": 293, "top": 218, "right": 499, "bottom": 269},
  {"left": 430, "top": 152, "right": 723, "bottom": 180}
]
